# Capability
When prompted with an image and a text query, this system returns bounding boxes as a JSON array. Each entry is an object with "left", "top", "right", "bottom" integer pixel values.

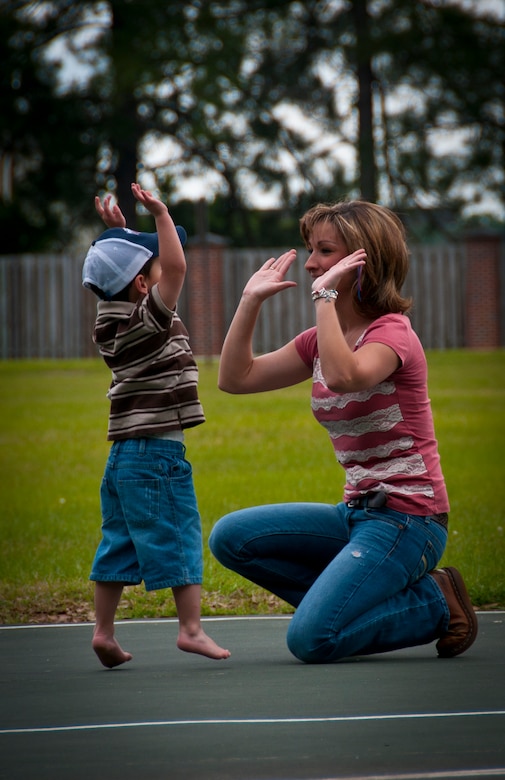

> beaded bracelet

[{"left": 311, "top": 287, "right": 338, "bottom": 303}]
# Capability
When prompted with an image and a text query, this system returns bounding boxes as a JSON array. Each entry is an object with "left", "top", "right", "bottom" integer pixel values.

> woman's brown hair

[{"left": 300, "top": 201, "right": 412, "bottom": 317}]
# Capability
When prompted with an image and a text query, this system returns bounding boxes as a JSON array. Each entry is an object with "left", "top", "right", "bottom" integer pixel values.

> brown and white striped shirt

[{"left": 93, "top": 284, "right": 205, "bottom": 441}]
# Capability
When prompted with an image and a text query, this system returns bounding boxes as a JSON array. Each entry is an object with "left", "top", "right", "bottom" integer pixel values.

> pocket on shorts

[
  {"left": 118, "top": 477, "right": 160, "bottom": 529},
  {"left": 159, "top": 454, "right": 193, "bottom": 481}
]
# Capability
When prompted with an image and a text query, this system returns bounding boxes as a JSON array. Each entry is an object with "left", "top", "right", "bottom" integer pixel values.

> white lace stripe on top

[
  {"left": 334, "top": 436, "right": 414, "bottom": 464},
  {"left": 318, "top": 404, "right": 404, "bottom": 439}
]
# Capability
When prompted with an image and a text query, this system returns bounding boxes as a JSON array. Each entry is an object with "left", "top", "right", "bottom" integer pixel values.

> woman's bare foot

[
  {"left": 177, "top": 627, "right": 231, "bottom": 660},
  {"left": 92, "top": 633, "right": 133, "bottom": 669}
]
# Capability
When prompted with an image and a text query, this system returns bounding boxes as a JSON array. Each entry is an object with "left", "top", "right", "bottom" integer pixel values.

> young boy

[{"left": 82, "top": 182, "right": 230, "bottom": 667}]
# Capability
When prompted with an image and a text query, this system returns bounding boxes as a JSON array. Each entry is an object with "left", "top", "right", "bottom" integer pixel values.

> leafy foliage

[{"left": 0, "top": 0, "right": 503, "bottom": 251}]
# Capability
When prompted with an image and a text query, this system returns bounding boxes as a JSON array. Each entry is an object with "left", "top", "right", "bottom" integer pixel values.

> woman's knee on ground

[{"left": 286, "top": 614, "right": 339, "bottom": 664}]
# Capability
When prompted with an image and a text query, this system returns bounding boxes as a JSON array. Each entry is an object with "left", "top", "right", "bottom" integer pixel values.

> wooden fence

[
  {"left": 219, "top": 244, "right": 467, "bottom": 354},
  {"left": 0, "top": 239, "right": 502, "bottom": 359}
]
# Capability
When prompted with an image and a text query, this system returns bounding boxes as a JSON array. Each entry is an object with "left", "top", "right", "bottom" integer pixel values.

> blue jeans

[
  {"left": 209, "top": 502, "right": 449, "bottom": 662},
  {"left": 90, "top": 438, "right": 203, "bottom": 591}
]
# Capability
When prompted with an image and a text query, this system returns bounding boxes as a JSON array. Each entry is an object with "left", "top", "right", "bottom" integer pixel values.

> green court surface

[{"left": 1, "top": 614, "right": 504, "bottom": 780}]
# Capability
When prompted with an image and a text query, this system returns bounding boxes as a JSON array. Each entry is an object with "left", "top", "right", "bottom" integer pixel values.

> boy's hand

[
  {"left": 131, "top": 183, "right": 168, "bottom": 218},
  {"left": 95, "top": 195, "right": 126, "bottom": 228}
]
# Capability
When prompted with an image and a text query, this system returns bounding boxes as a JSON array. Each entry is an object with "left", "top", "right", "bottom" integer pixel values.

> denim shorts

[{"left": 90, "top": 438, "right": 203, "bottom": 591}]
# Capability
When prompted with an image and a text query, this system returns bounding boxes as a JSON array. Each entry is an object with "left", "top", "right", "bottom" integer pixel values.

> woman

[{"left": 209, "top": 200, "right": 477, "bottom": 663}]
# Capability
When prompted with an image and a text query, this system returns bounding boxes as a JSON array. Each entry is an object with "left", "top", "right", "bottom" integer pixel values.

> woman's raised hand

[
  {"left": 242, "top": 249, "right": 298, "bottom": 300},
  {"left": 311, "top": 249, "right": 367, "bottom": 294}
]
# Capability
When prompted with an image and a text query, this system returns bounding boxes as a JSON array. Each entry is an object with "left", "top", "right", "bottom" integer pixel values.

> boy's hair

[
  {"left": 299, "top": 200, "right": 412, "bottom": 317},
  {"left": 82, "top": 225, "right": 186, "bottom": 301}
]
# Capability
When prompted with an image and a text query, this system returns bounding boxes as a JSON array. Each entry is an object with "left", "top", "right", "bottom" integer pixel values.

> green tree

[
  {"left": 1, "top": 0, "right": 503, "bottom": 252},
  {"left": 368, "top": 0, "right": 504, "bottom": 220},
  {"left": 228, "top": 0, "right": 504, "bottom": 225},
  {"left": 0, "top": 1, "right": 107, "bottom": 251}
]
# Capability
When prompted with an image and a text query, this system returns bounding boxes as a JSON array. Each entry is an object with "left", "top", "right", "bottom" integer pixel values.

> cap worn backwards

[{"left": 82, "top": 225, "right": 187, "bottom": 299}]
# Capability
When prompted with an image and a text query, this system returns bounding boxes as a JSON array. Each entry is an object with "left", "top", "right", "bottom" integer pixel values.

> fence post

[
  {"left": 464, "top": 230, "right": 504, "bottom": 348},
  {"left": 185, "top": 234, "right": 229, "bottom": 357}
]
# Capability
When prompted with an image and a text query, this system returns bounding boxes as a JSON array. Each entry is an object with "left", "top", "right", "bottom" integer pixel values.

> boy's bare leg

[
  {"left": 173, "top": 584, "right": 231, "bottom": 660},
  {"left": 92, "top": 582, "right": 133, "bottom": 668}
]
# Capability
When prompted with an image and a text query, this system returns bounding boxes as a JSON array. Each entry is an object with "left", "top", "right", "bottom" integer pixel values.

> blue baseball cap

[{"left": 82, "top": 225, "right": 187, "bottom": 299}]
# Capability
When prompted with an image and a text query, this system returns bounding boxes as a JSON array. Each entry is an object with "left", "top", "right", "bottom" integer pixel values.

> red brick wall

[
  {"left": 464, "top": 233, "right": 501, "bottom": 348},
  {"left": 185, "top": 240, "right": 226, "bottom": 356}
]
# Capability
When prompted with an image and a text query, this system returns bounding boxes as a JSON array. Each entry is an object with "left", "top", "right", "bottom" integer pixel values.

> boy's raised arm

[{"left": 131, "top": 183, "right": 186, "bottom": 309}]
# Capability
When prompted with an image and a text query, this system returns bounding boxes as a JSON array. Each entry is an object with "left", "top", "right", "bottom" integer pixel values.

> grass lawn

[{"left": 0, "top": 350, "right": 504, "bottom": 624}]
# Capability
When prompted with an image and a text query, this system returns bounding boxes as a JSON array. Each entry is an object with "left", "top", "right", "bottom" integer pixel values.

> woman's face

[{"left": 304, "top": 221, "right": 350, "bottom": 281}]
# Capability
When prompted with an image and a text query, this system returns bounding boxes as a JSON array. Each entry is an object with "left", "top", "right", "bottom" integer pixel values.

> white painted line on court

[
  {"left": 1, "top": 709, "right": 504, "bottom": 735},
  {"left": 319, "top": 771, "right": 505, "bottom": 780},
  {"left": 0, "top": 612, "right": 502, "bottom": 630},
  {"left": 0, "top": 615, "right": 293, "bottom": 630}
]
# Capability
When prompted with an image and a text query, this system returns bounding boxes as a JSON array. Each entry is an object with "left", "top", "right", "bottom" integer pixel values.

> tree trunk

[
  {"left": 351, "top": 0, "right": 376, "bottom": 202},
  {"left": 114, "top": 111, "right": 139, "bottom": 229},
  {"left": 109, "top": 0, "right": 141, "bottom": 228}
]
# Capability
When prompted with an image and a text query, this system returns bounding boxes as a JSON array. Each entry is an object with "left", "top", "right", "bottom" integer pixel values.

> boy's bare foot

[
  {"left": 177, "top": 628, "right": 231, "bottom": 660},
  {"left": 92, "top": 634, "right": 133, "bottom": 669}
]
